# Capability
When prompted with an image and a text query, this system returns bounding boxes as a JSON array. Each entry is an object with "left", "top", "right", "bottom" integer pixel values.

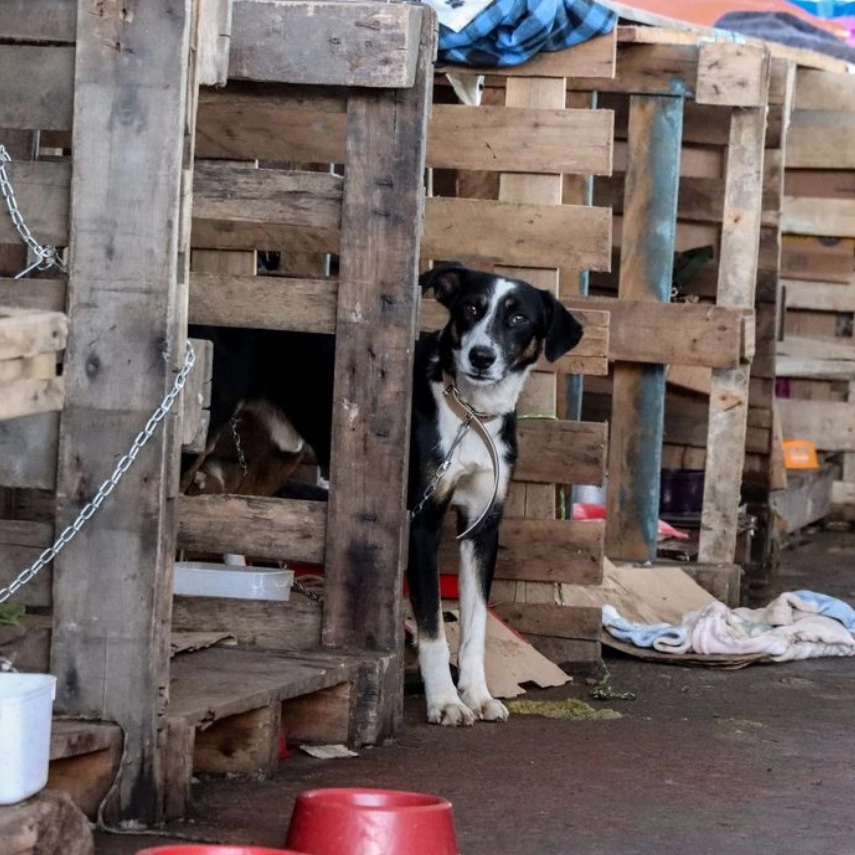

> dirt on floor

[{"left": 97, "top": 528, "right": 855, "bottom": 855}]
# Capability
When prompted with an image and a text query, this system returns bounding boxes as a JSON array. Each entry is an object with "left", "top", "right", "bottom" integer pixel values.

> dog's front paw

[
  {"left": 427, "top": 698, "right": 477, "bottom": 727},
  {"left": 461, "top": 692, "right": 509, "bottom": 723}
]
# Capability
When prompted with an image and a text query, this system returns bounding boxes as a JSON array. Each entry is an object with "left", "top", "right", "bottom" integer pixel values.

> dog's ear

[
  {"left": 419, "top": 262, "right": 468, "bottom": 308},
  {"left": 540, "top": 290, "right": 584, "bottom": 362}
]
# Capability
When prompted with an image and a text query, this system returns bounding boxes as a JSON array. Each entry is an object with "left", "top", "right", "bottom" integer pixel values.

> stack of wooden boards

[
  {"left": 777, "top": 68, "right": 855, "bottom": 524},
  {"left": 0, "top": 307, "right": 66, "bottom": 422}
]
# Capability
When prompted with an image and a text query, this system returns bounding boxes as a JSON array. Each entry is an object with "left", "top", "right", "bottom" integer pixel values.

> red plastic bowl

[
  {"left": 136, "top": 847, "right": 304, "bottom": 855},
  {"left": 285, "top": 788, "right": 459, "bottom": 855}
]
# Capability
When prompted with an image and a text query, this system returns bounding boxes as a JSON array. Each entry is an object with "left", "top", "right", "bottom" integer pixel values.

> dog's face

[{"left": 421, "top": 263, "right": 584, "bottom": 385}]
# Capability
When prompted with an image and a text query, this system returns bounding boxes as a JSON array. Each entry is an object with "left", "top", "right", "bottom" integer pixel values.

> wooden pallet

[
  {"left": 0, "top": 307, "right": 66, "bottom": 421},
  {"left": 163, "top": 645, "right": 390, "bottom": 819}
]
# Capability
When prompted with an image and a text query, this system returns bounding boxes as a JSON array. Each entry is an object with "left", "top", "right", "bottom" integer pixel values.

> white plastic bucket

[{"left": 0, "top": 673, "right": 57, "bottom": 805}]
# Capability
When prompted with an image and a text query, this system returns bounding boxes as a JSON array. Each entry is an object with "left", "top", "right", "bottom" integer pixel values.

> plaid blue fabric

[{"left": 436, "top": 0, "right": 617, "bottom": 67}]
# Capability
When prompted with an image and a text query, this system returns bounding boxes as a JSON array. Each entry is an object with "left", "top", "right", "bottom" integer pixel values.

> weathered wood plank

[
  {"left": 178, "top": 494, "right": 327, "bottom": 562},
  {"left": 0, "top": 0, "right": 77, "bottom": 43},
  {"left": 699, "top": 101, "right": 768, "bottom": 564},
  {"left": 321, "top": 14, "right": 435, "bottom": 732},
  {"left": 440, "top": 518, "right": 604, "bottom": 585},
  {"left": 696, "top": 43, "right": 770, "bottom": 108},
  {"left": 492, "top": 602, "right": 602, "bottom": 641},
  {"left": 196, "top": 0, "right": 233, "bottom": 87},
  {"left": 781, "top": 197, "right": 855, "bottom": 238},
  {"left": 191, "top": 162, "right": 343, "bottom": 253},
  {"left": 0, "top": 46, "right": 75, "bottom": 130},
  {"left": 778, "top": 399, "right": 855, "bottom": 452},
  {"left": 189, "top": 272, "right": 337, "bottom": 332},
  {"left": 229, "top": 0, "right": 423, "bottom": 88},
  {"left": 0, "top": 376, "right": 64, "bottom": 421},
  {"left": 0, "top": 412, "right": 60, "bottom": 489},
  {"left": 423, "top": 197, "right": 612, "bottom": 272},
  {"left": 794, "top": 68, "right": 855, "bottom": 113},
  {"left": 787, "top": 116, "right": 855, "bottom": 169},
  {"left": 782, "top": 279, "right": 855, "bottom": 312},
  {"left": 515, "top": 419, "right": 607, "bottom": 486},
  {"left": 606, "top": 94, "right": 682, "bottom": 563},
  {"left": 0, "top": 278, "right": 67, "bottom": 313},
  {"left": 428, "top": 105, "right": 613, "bottom": 175},
  {"left": 195, "top": 84, "right": 348, "bottom": 163},
  {"left": 0, "top": 307, "right": 66, "bottom": 361},
  {"left": 0, "top": 519, "right": 54, "bottom": 607},
  {"left": 0, "top": 161, "right": 70, "bottom": 247},
  {"left": 50, "top": 0, "right": 193, "bottom": 826}
]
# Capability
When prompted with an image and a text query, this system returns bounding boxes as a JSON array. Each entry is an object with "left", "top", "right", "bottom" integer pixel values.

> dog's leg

[
  {"left": 455, "top": 500, "right": 509, "bottom": 723},
  {"left": 408, "top": 510, "right": 476, "bottom": 727}
]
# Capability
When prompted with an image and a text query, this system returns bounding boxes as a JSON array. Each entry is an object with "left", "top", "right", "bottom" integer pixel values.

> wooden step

[{"left": 164, "top": 645, "right": 393, "bottom": 819}]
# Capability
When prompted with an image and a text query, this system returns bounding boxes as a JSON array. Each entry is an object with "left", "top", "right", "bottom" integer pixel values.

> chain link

[
  {"left": 0, "top": 341, "right": 197, "bottom": 604},
  {"left": 0, "top": 144, "right": 68, "bottom": 278},
  {"left": 408, "top": 417, "right": 471, "bottom": 522}
]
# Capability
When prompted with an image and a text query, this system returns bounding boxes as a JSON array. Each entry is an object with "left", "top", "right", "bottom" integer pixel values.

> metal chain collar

[
  {"left": 408, "top": 417, "right": 471, "bottom": 523},
  {"left": 0, "top": 341, "right": 197, "bottom": 604},
  {"left": 0, "top": 145, "right": 68, "bottom": 278}
]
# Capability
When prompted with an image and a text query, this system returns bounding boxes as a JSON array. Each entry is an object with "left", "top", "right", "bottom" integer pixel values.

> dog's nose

[{"left": 469, "top": 346, "right": 496, "bottom": 370}]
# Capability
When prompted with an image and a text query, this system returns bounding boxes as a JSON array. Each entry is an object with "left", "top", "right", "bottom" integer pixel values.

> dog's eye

[
  {"left": 463, "top": 303, "right": 479, "bottom": 318},
  {"left": 509, "top": 312, "right": 530, "bottom": 327}
]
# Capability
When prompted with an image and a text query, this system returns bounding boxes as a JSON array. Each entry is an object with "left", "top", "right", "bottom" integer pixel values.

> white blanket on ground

[{"left": 603, "top": 590, "right": 855, "bottom": 662}]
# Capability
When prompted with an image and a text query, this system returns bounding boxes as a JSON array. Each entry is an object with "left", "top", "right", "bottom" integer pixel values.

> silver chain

[
  {"left": 0, "top": 341, "right": 197, "bottom": 604},
  {"left": 230, "top": 415, "right": 248, "bottom": 476},
  {"left": 0, "top": 145, "right": 68, "bottom": 279},
  {"left": 408, "top": 418, "right": 471, "bottom": 522}
]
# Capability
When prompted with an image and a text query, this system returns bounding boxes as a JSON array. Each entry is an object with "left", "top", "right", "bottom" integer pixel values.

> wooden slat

[
  {"left": 0, "top": 46, "right": 74, "bottom": 131},
  {"left": 787, "top": 116, "right": 855, "bottom": 169},
  {"left": 571, "top": 297, "right": 751, "bottom": 369},
  {"left": 229, "top": 0, "right": 423, "bottom": 88},
  {"left": 515, "top": 419, "right": 607, "bottom": 486},
  {"left": 492, "top": 602, "right": 602, "bottom": 641},
  {"left": 0, "top": 413, "right": 59, "bottom": 489},
  {"left": 699, "top": 101, "right": 769, "bottom": 564},
  {"left": 794, "top": 68, "right": 855, "bottom": 113},
  {"left": 50, "top": 0, "right": 192, "bottom": 826},
  {"left": 0, "top": 278, "right": 67, "bottom": 312},
  {"left": 0, "top": 519, "right": 53, "bottom": 608},
  {"left": 178, "top": 494, "right": 326, "bottom": 563},
  {"left": 606, "top": 94, "right": 683, "bottom": 563},
  {"left": 191, "top": 162, "right": 342, "bottom": 253},
  {"left": 573, "top": 43, "right": 699, "bottom": 96},
  {"left": 196, "top": 85, "right": 348, "bottom": 163},
  {"left": 695, "top": 43, "right": 769, "bottom": 108},
  {"left": 782, "top": 279, "right": 855, "bottom": 312},
  {"left": 0, "top": 0, "right": 76, "bottom": 42},
  {"left": 778, "top": 399, "right": 855, "bottom": 452},
  {"left": 320, "top": 12, "right": 435, "bottom": 716},
  {"left": 189, "top": 272, "right": 337, "bottom": 332},
  {"left": 196, "top": 0, "right": 233, "bottom": 87},
  {"left": 423, "top": 197, "right": 612, "bottom": 271},
  {"left": 0, "top": 307, "right": 66, "bottom": 360},
  {"left": 440, "top": 518, "right": 604, "bottom": 585},
  {"left": 0, "top": 377, "right": 64, "bottom": 421},
  {"left": 0, "top": 161, "right": 70, "bottom": 247},
  {"left": 597, "top": 173, "right": 724, "bottom": 223},
  {"left": 428, "top": 105, "right": 613, "bottom": 175},
  {"left": 781, "top": 197, "right": 855, "bottom": 238}
]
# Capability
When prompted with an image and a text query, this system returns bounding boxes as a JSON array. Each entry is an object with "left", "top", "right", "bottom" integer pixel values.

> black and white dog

[
  {"left": 189, "top": 262, "right": 583, "bottom": 726},
  {"left": 408, "top": 263, "right": 582, "bottom": 725}
]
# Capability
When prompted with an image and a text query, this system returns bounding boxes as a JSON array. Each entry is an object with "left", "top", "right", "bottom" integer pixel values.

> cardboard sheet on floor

[
  {"left": 443, "top": 608, "right": 572, "bottom": 698},
  {"left": 560, "top": 558, "right": 767, "bottom": 667}
]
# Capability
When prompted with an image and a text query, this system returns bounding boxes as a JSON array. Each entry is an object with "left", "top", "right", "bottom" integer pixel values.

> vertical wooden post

[
  {"left": 321, "top": 10, "right": 435, "bottom": 740},
  {"left": 51, "top": 0, "right": 192, "bottom": 824},
  {"left": 699, "top": 103, "right": 769, "bottom": 563},
  {"left": 496, "top": 75, "right": 565, "bottom": 604},
  {"left": 605, "top": 95, "right": 683, "bottom": 562}
]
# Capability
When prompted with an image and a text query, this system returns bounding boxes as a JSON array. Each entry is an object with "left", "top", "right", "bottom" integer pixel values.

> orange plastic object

[{"left": 782, "top": 439, "right": 819, "bottom": 469}]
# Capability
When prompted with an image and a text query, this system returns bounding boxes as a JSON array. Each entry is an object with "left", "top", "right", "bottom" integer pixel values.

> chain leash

[
  {"left": 0, "top": 341, "right": 197, "bottom": 604},
  {"left": 408, "top": 417, "right": 472, "bottom": 522},
  {"left": 0, "top": 145, "right": 68, "bottom": 278}
]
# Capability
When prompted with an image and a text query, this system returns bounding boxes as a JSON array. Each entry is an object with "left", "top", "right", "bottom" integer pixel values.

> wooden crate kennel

[{"left": 0, "top": 0, "right": 434, "bottom": 826}]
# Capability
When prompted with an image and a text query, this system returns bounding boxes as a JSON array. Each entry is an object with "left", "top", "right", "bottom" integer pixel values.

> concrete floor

[{"left": 97, "top": 528, "right": 855, "bottom": 855}]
